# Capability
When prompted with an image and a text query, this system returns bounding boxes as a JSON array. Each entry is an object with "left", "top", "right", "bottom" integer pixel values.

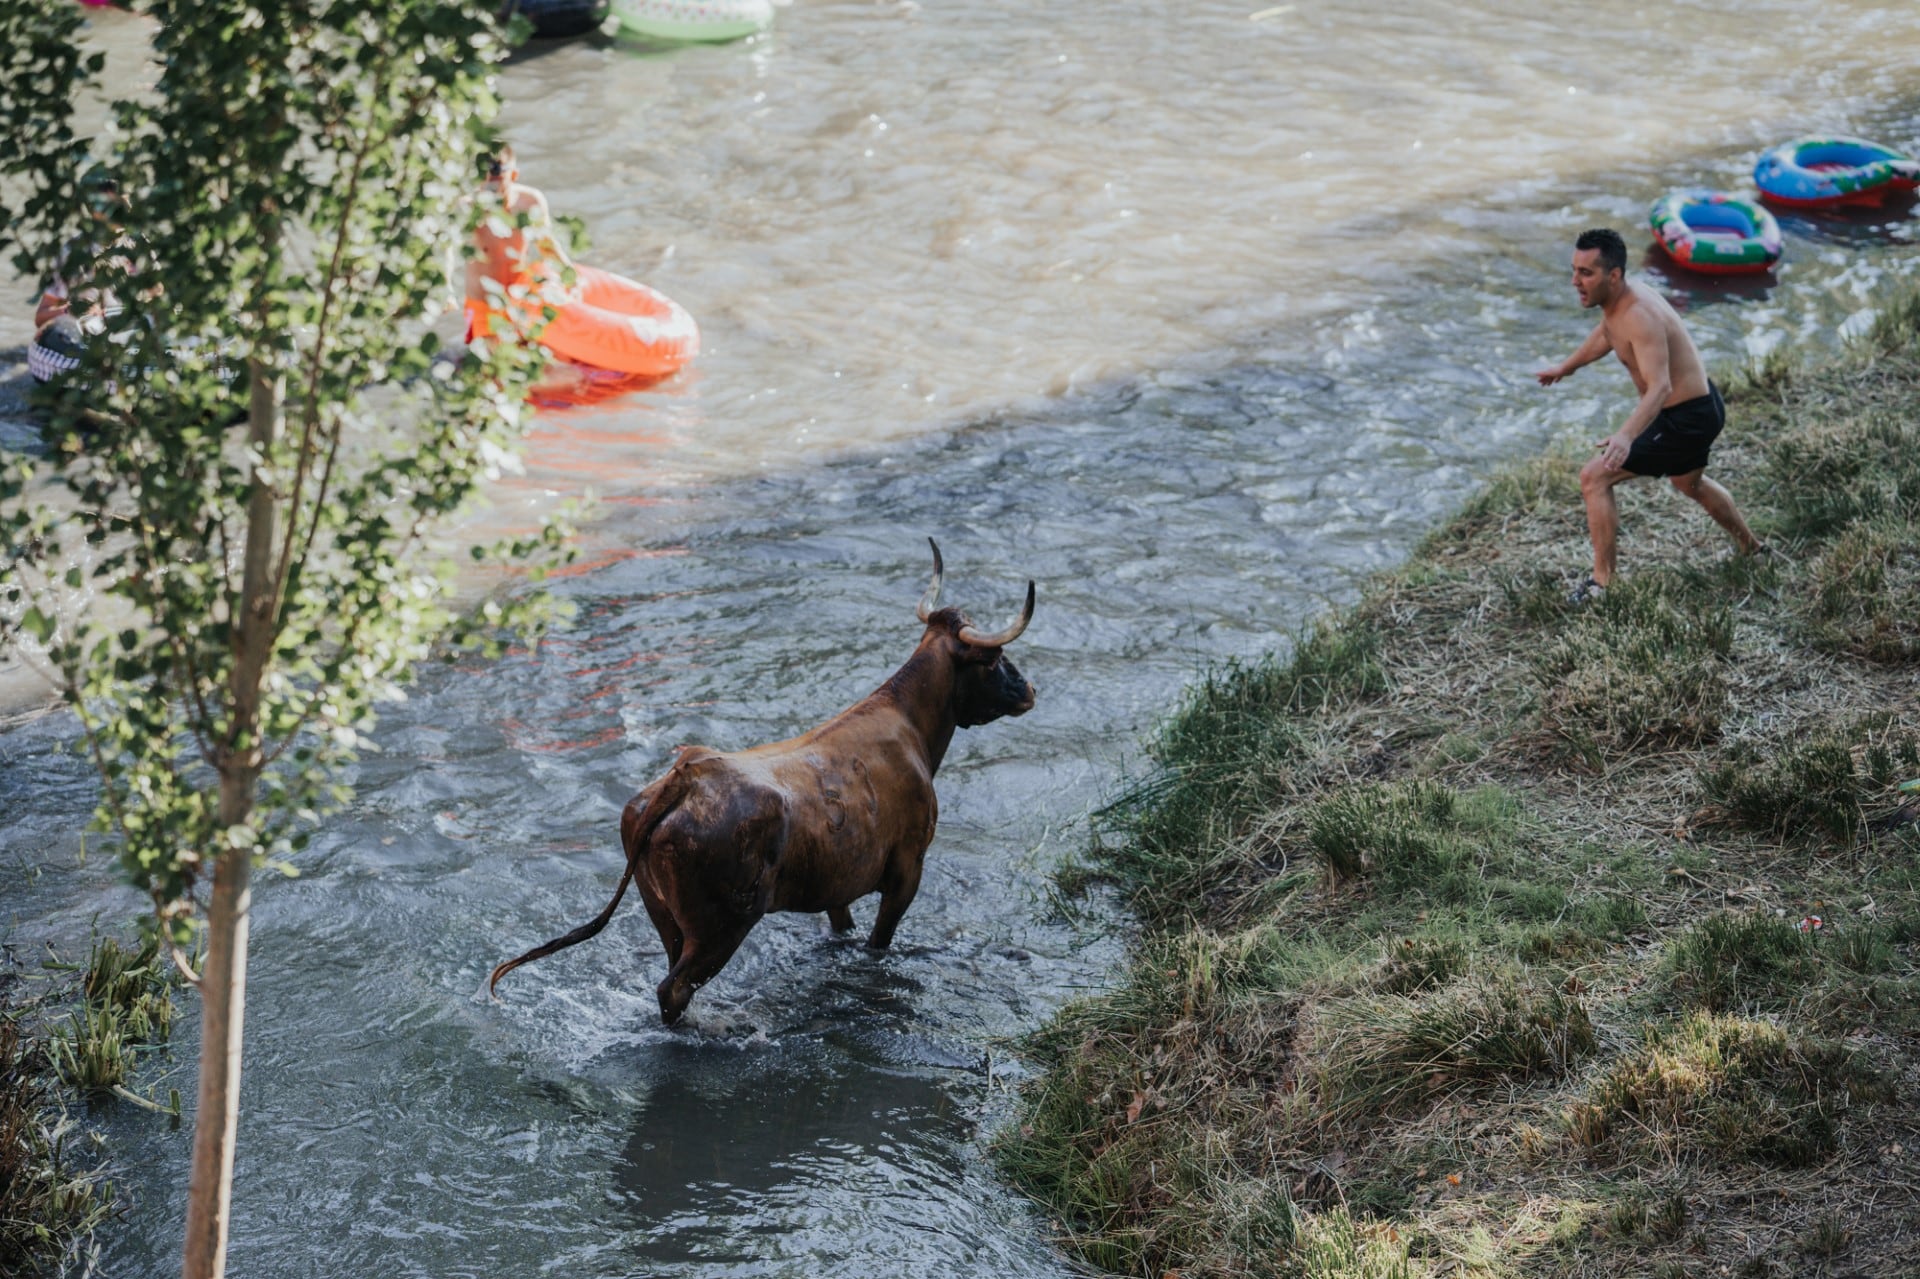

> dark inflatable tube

[{"left": 501, "top": 0, "right": 609, "bottom": 38}]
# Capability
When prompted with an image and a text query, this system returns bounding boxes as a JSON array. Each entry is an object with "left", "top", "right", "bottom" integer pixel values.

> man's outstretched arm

[{"left": 1537, "top": 321, "right": 1611, "bottom": 385}]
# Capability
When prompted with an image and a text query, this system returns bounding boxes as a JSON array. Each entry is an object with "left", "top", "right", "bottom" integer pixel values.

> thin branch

[
  {"left": 166, "top": 939, "right": 202, "bottom": 988},
  {"left": 271, "top": 76, "right": 386, "bottom": 625},
  {"left": 284, "top": 84, "right": 435, "bottom": 600},
  {"left": 124, "top": 501, "right": 219, "bottom": 765}
]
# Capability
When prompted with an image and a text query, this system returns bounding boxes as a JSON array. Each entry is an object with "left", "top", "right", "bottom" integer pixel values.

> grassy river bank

[{"left": 999, "top": 286, "right": 1920, "bottom": 1279}]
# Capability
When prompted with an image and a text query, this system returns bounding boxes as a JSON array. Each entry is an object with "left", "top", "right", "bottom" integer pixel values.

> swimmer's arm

[
  {"left": 463, "top": 251, "right": 487, "bottom": 302},
  {"left": 34, "top": 288, "right": 69, "bottom": 328},
  {"left": 529, "top": 190, "right": 575, "bottom": 270},
  {"left": 1536, "top": 322, "right": 1611, "bottom": 385},
  {"left": 505, "top": 187, "right": 573, "bottom": 269}
]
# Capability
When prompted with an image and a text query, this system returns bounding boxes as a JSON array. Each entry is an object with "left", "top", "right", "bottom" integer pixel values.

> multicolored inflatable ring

[
  {"left": 1648, "top": 190, "right": 1782, "bottom": 276},
  {"left": 1753, "top": 136, "right": 1920, "bottom": 208}
]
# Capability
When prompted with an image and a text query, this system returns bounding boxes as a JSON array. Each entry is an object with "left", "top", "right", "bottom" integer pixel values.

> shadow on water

[
  {"left": 1641, "top": 250, "right": 1782, "bottom": 307},
  {"left": 1772, "top": 191, "right": 1920, "bottom": 248},
  {"left": 607, "top": 1037, "right": 975, "bottom": 1273}
]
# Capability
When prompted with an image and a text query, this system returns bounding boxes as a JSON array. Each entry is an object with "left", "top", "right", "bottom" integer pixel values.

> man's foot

[{"left": 1567, "top": 575, "right": 1607, "bottom": 606}]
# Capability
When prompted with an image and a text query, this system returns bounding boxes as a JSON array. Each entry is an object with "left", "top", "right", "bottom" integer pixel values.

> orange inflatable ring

[{"left": 468, "top": 263, "right": 699, "bottom": 378}]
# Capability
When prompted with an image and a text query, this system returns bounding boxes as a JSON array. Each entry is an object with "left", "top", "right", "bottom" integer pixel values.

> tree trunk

[
  {"left": 179, "top": 830, "right": 252, "bottom": 1279},
  {"left": 182, "top": 353, "right": 285, "bottom": 1279}
]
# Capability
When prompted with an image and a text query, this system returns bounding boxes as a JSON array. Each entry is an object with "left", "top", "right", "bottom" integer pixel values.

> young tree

[{"left": 1, "top": 3, "right": 559, "bottom": 1275}]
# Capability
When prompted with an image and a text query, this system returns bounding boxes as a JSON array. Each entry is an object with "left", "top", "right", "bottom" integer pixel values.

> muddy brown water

[{"left": 2, "top": 2, "right": 1918, "bottom": 1274}]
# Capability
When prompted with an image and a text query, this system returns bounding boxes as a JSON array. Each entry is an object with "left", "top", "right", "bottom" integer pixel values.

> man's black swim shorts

[{"left": 1623, "top": 381, "right": 1724, "bottom": 478}]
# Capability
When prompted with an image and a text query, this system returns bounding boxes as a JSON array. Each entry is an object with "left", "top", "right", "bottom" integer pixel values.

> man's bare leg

[
  {"left": 1578, "top": 456, "right": 1636, "bottom": 587},
  {"left": 1669, "top": 469, "right": 1761, "bottom": 554}
]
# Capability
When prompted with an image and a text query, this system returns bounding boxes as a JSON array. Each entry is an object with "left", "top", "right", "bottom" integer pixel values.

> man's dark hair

[{"left": 1575, "top": 228, "right": 1627, "bottom": 275}]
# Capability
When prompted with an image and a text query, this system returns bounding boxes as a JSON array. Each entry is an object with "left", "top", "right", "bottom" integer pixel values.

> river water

[{"left": 3, "top": 2, "right": 1918, "bottom": 1275}]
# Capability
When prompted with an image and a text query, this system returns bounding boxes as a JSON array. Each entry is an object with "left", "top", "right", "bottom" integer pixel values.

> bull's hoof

[{"left": 657, "top": 986, "right": 689, "bottom": 1026}]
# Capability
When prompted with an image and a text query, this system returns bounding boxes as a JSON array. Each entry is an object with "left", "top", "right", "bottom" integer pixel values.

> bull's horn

[
  {"left": 959, "top": 580, "right": 1036, "bottom": 648},
  {"left": 916, "top": 537, "right": 944, "bottom": 622}
]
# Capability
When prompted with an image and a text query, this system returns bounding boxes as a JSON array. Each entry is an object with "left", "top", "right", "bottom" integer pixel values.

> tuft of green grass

[
  {"left": 1702, "top": 713, "right": 1920, "bottom": 844},
  {"left": 1306, "top": 781, "right": 1527, "bottom": 890},
  {"left": 1292, "top": 1207, "right": 1414, "bottom": 1279},
  {"left": 1309, "top": 976, "right": 1595, "bottom": 1120},
  {"left": 1758, "top": 390, "right": 1920, "bottom": 543},
  {"left": 1664, "top": 911, "right": 1816, "bottom": 1011},
  {"left": 1803, "top": 519, "right": 1920, "bottom": 664},
  {"left": 1370, "top": 935, "right": 1471, "bottom": 995},
  {"left": 995, "top": 1029, "right": 1303, "bottom": 1277},
  {"left": 2, "top": 1007, "right": 111, "bottom": 1278},
  {"left": 1605, "top": 1187, "right": 1688, "bottom": 1243},
  {"left": 1865, "top": 285, "right": 1920, "bottom": 354},
  {"left": 82, "top": 934, "right": 175, "bottom": 1044},
  {"left": 1801, "top": 1212, "right": 1852, "bottom": 1259},
  {"left": 47, "top": 1003, "right": 132, "bottom": 1093},
  {"left": 1091, "top": 615, "right": 1385, "bottom": 920},
  {"left": 1571, "top": 1013, "right": 1887, "bottom": 1168},
  {"left": 48, "top": 933, "right": 178, "bottom": 1096},
  {"left": 1281, "top": 618, "right": 1390, "bottom": 713},
  {"left": 1091, "top": 655, "right": 1313, "bottom": 918},
  {"left": 1534, "top": 575, "right": 1732, "bottom": 756},
  {"left": 1836, "top": 925, "right": 1895, "bottom": 975},
  {"left": 1729, "top": 346, "right": 1795, "bottom": 399},
  {"left": 1497, "top": 567, "right": 1572, "bottom": 626}
]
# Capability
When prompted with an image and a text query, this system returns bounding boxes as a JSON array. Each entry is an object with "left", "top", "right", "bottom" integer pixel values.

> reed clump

[
  {"left": 1001, "top": 283, "right": 1920, "bottom": 1277},
  {"left": 1, "top": 991, "right": 111, "bottom": 1277},
  {"left": 50, "top": 933, "right": 177, "bottom": 1094}
]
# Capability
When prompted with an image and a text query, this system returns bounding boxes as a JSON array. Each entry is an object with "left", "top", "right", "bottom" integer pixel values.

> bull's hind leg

[
  {"left": 866, "top": 852, "right": 924, "bottom": 951},
  {"left": 635, "top": 873, "right": 685, "bottom": 967},
  {"left": 656, "top": 919, "right": 757, "bottom": 1026},
  {"left": 826, "top": 905, "right": 856, "bottom": 934}
]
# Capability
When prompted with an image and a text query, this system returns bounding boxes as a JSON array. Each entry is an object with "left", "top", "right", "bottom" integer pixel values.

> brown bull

[{"left": 489, "top": 540, "right": 1037, "bottom": 1024}]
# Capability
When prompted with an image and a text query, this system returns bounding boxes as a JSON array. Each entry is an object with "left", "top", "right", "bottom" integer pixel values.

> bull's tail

[{"left": 488, "top": 767, "right": 689, "bottom": 996}]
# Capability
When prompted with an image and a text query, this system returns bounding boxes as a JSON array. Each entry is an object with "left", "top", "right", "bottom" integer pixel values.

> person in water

[
  {"left": 34, "top": 175, "right": 141, "bottom": 329},
  {"left": 29, "top": 173, "right": 165, "bottom": 385},
  {"left": 1536, "top": 228, "right": 1763, "bottom": 604},
  {"left": 465, "top": 144, "right": 574, "bottom": 342}
]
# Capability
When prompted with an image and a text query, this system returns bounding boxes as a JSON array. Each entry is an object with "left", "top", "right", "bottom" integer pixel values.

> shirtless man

[
  {"left": 1537, "top": 228, "right": 1762, "bottom": 604},
  {"left": 464, "top": 145, "right": 573, "bottom": 342}
]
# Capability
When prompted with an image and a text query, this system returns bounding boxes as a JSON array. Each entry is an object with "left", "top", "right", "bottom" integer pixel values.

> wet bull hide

[{"left": 489, "top": 541, "right": 1037, "bottom": 1024}]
